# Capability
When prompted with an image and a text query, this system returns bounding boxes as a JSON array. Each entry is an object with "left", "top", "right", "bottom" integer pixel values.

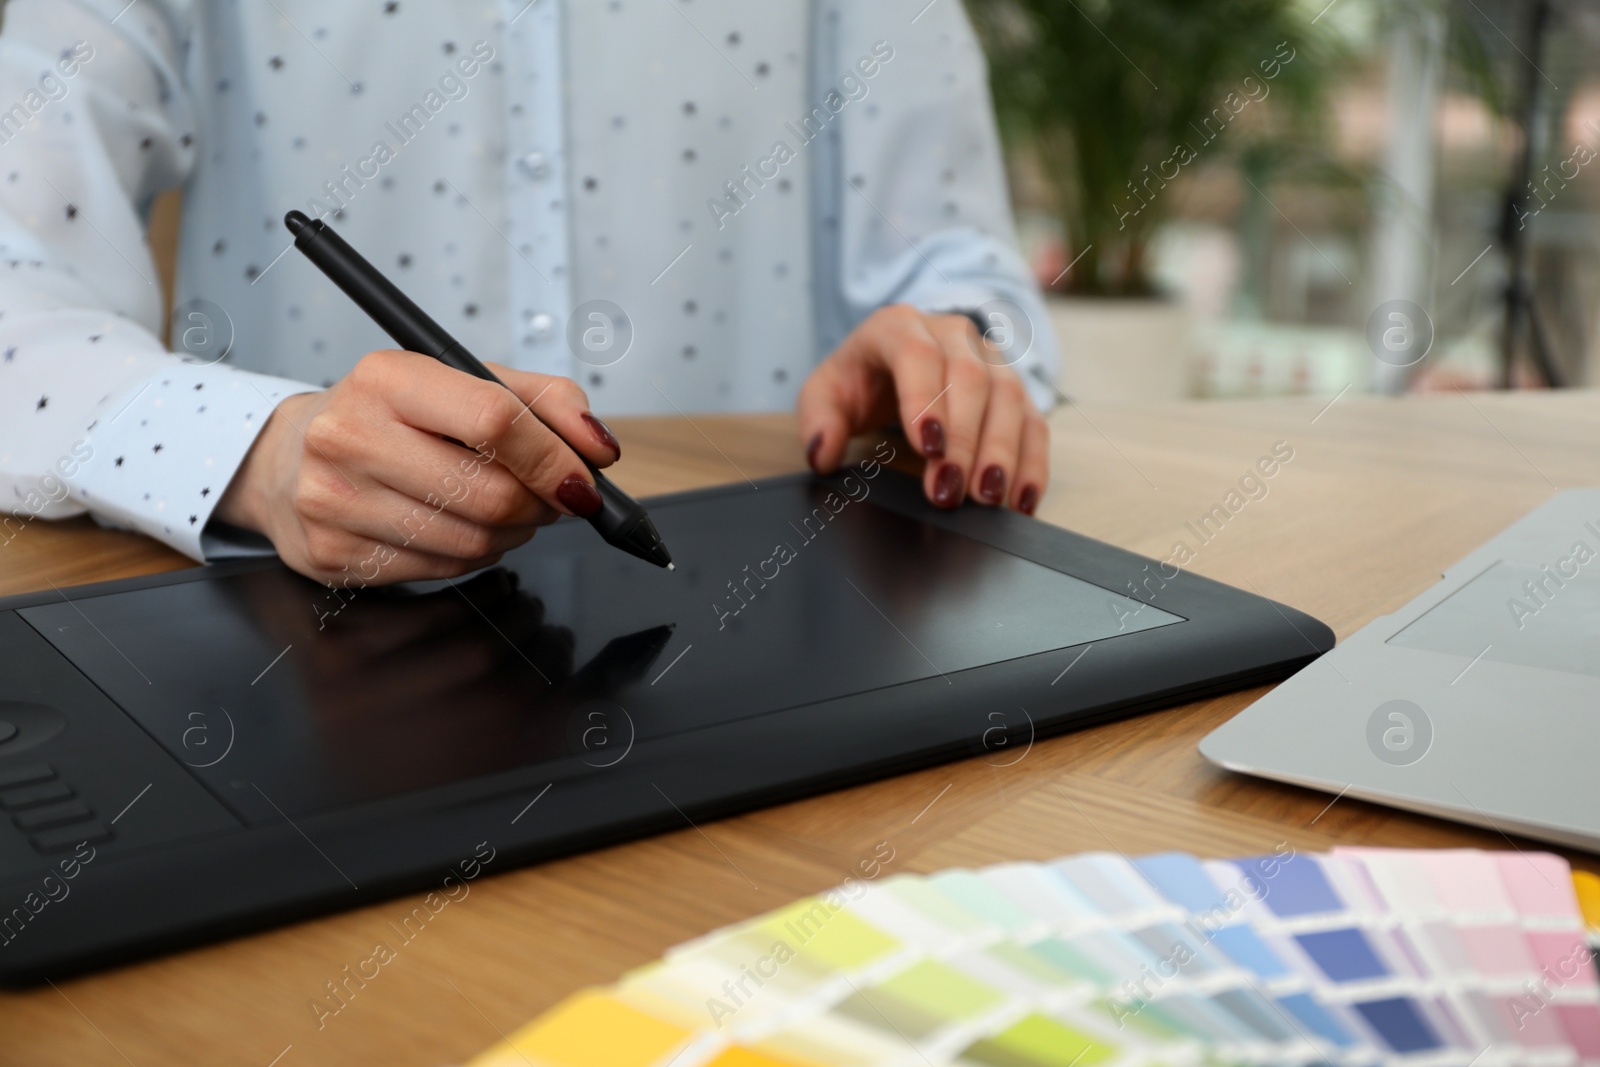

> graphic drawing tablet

[{"left": 0, "top": 467, "right": 1332, "bottom": 982}]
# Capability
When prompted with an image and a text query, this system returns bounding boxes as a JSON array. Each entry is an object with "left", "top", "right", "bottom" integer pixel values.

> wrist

[{"left": 215, "top": 391, "right": 318, "bottom": 537}]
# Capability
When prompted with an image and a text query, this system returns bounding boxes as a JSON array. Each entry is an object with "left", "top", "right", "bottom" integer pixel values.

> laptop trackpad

[{"left": 1387, "top": 560, "right": 1600, "bottom": 678}]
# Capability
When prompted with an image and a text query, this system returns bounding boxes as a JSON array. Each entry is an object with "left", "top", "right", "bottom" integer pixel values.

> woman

[{"left": 0, "top": 0, "right": 1055, "bottom": 583}]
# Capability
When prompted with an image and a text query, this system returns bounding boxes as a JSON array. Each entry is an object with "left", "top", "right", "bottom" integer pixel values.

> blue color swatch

[
  {"left": 1353, "top": 996, "right": 1442, "bottom": 1053},
  {"left": 1295, "top": 928, "right": 1391, "bottom": 982},
  {"left": 1134, "top": 852, "right": 1228, "bottom": 913},
  {"left": 1250, "top": 853, "right": 1344, "bottom": 917},
  {"left": 1208, "top": 924, "right": 1289, "bottom": 978},
  {"left": 1277, "top": 992, "right": 1356, "bottom": 1047}
]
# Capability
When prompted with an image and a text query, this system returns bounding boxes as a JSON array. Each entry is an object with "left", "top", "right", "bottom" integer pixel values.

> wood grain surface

[{"left": 2, "top": 391, "right": 1598, "bottom": 1066}]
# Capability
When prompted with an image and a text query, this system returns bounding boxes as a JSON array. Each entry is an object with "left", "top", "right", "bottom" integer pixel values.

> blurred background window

[{"left": 965, "top": 0, "right": 1599, "bottom": 400}]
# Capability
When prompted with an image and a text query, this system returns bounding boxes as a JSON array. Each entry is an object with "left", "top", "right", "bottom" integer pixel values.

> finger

[
  {"left": 357, "top": 351, "right": 601, "bottom": 519},
  {"left": 923, "top": 316, "right": 990, "bottom": 509},
  {"left": 312, "top": 413, "right": 557, "bottom": 530},
  {"left": 794, "top": 364, "right": 858, "bottom": 474},
  {"left": 321, "top": 482, "right": 541, "bottom": 562},
  {"left": 968, "top": 367, "right": 1030, "bottom": 506},
  {"left": 488, "top": 364, "right": 621, "bottom": 468},
  {"left": 796, "top": 318, "right": 906, "bottom": 473},
  {"left": 1011, "top": 412, "right": 1051, "bottom": 516},
  {"left": 803, "top": 306, "right": 950, "bottom": 468},
  {"left": 291, "top": 444, "right": 546, "bottom": 557},
  {"left": 879, "top": 309, "right": 955, "bottom": 462},
  {"left": 292, "top": 524, "right": 507, "bottom": 586}
]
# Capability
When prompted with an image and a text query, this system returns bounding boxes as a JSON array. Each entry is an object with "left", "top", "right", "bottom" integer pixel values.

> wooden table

[{"left": 4, "top": 391, "right": 1598, "bottom": 1066}]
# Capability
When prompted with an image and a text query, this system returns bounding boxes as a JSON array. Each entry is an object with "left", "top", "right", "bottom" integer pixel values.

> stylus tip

[
  {"left": 284, "top": 210, "right": 312, "bottom": 236},
  {"left": 617, "top": 515, "right": 674, "bottom": 569},
  {"left": 667, "top": 562, "right": 676, "bottom": 571}
]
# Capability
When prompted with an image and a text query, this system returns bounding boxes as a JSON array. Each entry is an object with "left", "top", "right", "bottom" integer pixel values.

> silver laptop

[{"left": 1201, "top": 489, "right": 1600, "bottom": 851}]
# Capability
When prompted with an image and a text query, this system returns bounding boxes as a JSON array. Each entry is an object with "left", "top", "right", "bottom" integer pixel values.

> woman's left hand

[{"left": 797, "top": 304, "right": 1049, "bottom": 515}]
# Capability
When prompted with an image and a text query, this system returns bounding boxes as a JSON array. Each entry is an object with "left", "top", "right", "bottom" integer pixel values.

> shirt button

[
  {"left": 522, "top": 312, "right": 554, "bottom": 343},
  {"left": 516, "top": 151, "right": 551, "bottom": 181}
]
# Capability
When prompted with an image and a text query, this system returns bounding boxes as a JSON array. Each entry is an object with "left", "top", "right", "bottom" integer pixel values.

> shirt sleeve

[
  {"left": 816, "top": 0, "right": 1060, "bottom": 412},
  {"left": 0, "top": 0, "right": 317, "bottom": 562}
]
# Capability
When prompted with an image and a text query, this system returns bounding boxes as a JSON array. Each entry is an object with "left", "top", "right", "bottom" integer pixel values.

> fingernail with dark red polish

[
  {"left": 933, "top": 464, "right": 964, "bottom": 508},
  {"left": 806, "top": 433, "right": 823, "bottom": 473},
  {"left": 979, "top": 465, "right": 1006, "bottom": 503},
  {"left": 557, "top": 476, "right": 603, "bottom": 518},
  {"left": 1018, "top": 485, "right": 1039, "bottom": 516},
  {"left": 920, "top": 418, "right": 945, "bottom": 459},
  {"left": 582, "top": 413, "right": 620, "bottom": 458}
]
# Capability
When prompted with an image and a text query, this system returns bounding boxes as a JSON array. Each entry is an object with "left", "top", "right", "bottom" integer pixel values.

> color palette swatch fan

[{"left": 471, "top": 848, "right": 1600, "bottom": 1066}]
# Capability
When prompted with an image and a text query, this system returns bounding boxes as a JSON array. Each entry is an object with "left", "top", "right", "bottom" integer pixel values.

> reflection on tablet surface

[{"left": 21, "top": 480, "right": 1181, "bottom": 820}]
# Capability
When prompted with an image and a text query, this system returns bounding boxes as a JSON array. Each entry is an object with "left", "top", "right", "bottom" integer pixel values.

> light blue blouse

[{"left": 0, "top": 0, "right": 1055, "bottom": 561}]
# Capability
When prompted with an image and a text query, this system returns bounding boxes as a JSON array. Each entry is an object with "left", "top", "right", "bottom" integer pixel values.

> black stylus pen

[{"left": 283, "top": 210, "right": 674, "bottom": 570}]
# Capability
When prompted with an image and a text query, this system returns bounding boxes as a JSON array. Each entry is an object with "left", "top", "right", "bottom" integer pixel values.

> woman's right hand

[{"left": 215, "top": 349, "right": 623, "bottom": 585}]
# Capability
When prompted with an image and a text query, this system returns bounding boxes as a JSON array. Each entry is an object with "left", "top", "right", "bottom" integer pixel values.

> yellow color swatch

[
  {"left": 962, "top": 1013, "right": 1114, "bottom": 1067},
  {"left": 755, "top": 897, "right": 900, "bottom": 970},
  {"left": 876, "top": 959, "right": 1003, "bottom": 1020},
  {"left": 702, "top": 1046, "right": 827, "bottom": 1067},
  {"left": 468, "top": 989, "right": 688, "bottom": 1067},
  {"left": 1573, "top": 870, "right": 1600, "bottom": 932}
]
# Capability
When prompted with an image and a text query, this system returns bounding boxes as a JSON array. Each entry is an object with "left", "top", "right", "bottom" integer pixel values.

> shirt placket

[{"left": 502, "top": 0, "right": 573, "bottom": 376}]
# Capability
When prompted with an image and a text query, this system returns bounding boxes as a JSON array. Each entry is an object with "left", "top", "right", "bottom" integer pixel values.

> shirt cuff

[{"left": 73, "top": 362, "right": 320, "bottom": 562}]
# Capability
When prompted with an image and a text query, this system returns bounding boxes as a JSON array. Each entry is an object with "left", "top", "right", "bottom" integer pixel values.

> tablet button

[
  {"left": 0, "top": 703, "right": 66, "bottom": 755},
  {"left": 0, "top": 763, "right": 54, "bottom": 789},
  {"left": 0, "top": 781, "right": 73, "bottom": 809},
  {"left": 13, "top": 800, "right": 93, "bottom": 831},
  {"left": 30, "top": 822, "right": 111, "bottom": 853}
]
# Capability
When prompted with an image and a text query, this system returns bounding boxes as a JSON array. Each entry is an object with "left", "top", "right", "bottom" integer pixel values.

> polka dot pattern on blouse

[{"left": 0, "top": 0, "right": 1056, "bottom": 563}]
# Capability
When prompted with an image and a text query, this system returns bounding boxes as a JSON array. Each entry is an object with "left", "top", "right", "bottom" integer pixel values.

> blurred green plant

[{"left": 966, "top": 0, "right": 1344, "bottom": 297}]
